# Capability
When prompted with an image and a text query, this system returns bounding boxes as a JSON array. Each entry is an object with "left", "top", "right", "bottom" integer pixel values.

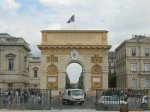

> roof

[
  {"left": 65, "top": 89, "right": 83, "bottom": 91},
  {"left": 41, "top": 30, "right": 108, "bottom": 33},
  {"left": 130, "top": 35, "right": 147, "bottom": 40},
  {"left": 0, "top": 33, "right": 15, "bottom": 38},
  {"left": 115, "top": 35, "right": 150, "bottom": 51}
]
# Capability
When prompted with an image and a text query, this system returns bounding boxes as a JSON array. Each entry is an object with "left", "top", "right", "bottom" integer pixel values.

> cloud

[
  {"left": 0, "top": 0, "right": 149, "bottom": 55},
  {"left": 0, "top": 0, "right": 21, "bottom": 11},
  {"left": 38, "top": 0, "right": 84, "bottom": 6}
]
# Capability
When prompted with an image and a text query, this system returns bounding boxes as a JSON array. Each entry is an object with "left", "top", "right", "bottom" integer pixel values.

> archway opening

[{"left": 66, "top": 63, "right": 83, "bottom": 89}]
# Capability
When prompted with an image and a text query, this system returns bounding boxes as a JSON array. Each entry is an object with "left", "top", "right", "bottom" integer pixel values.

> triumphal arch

[{"left": 38, "top": 30, "right": 111, "bottom": 94}]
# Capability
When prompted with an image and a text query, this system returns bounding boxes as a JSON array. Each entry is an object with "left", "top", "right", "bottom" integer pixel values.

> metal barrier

[
  {"left": 0, "top": 89, "right": 51, "bottom": 110},
  {"left": 96, "top": 89, "right": 148, "bottom": 111}
]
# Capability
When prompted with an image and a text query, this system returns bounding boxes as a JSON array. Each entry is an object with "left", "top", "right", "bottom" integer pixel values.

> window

[
  {"left": 111, "top": 69, "right": 114, "bottom": 73},
  {"left": 144, "top": 64, "right": 150, "bottom": 72},
  {"left": 131, "top": 79, "right": 137, "bottom": 89},
  {"left": 34, "top": 69, "right": 38, "bottom": 78},
  {"left": 34, "top": 85, "right": 37, "bottom": 88},
  {"left": 145, "top": 48, "right": 149, "bottom": 56},
  {"left": 111, "top": 63, "right": 114, "bottom": 67},
  {"left": 131, "top": 48, "right": 136, "bottom": 56},
  {"left": 8, "top": 58, "right": 14, "bottom": 70},
  {"left": 131, "top": 63, "right": 137, "bottom": 73},
  {"left": 8, "top": 83, "right": 13, "bottom": 89},
  {"left": 146, "top": 79, "right": 150, "bottom": 87}
]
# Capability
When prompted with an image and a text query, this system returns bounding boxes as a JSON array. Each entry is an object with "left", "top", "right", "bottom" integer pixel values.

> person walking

[
  {"left": 3, "top": 94, "right": 8, "bottom": 109},
  {"left": 9, "top": 94, "right": 13, "bottom": 110},
  {"left": 58, "top": 91, "right": 63, "bottom": 110}
]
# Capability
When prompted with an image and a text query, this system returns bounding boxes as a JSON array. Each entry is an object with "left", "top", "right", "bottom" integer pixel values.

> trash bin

[{"left": 120, "top": 104, "right": 128, "bottom": 112}]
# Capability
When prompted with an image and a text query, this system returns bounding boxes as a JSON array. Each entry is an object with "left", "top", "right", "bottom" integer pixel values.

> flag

[{"left": 67, "top": 15, "right": 75, "bottom": 23}]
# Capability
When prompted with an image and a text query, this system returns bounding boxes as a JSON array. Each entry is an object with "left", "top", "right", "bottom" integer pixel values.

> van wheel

[
  {"left": 79, "top": 103, "right": 82, "bottom": 105},
  {"left": 142, "top": 103, "right": 147, "bottom": 108},
  {"left": 68, "top": 101, "right": 73, "bottom": 105}
]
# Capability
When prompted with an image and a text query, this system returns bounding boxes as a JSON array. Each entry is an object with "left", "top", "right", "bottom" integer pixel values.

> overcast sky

[{"left": 0, "top": 0, "right": 150, "bottom": 83}]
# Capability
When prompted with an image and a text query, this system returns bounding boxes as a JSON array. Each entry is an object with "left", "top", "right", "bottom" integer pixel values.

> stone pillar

[
  {"left": 58, "top": 72, "right": 65, "bottom": 91},
  {"left": 148, "top": 89, "right": 150, "bottom": 109},
  {"left": 84, "top": 72, "right": 91, "bottom": 92},
  {"left": 40, "top": 70, "right": 47, "bottom": 89}
]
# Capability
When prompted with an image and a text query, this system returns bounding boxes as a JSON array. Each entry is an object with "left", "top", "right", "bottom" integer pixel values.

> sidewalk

[{"left": 0, "top": 109, "right": 150, "bottom": 112}]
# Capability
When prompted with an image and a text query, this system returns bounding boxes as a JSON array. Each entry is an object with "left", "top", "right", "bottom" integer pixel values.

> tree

[
  {"left": 108, "top": 71, "right": 116, "bottom": 88},
  {"left": 66, "top": 74, "right": 71, "bottom": 89}
]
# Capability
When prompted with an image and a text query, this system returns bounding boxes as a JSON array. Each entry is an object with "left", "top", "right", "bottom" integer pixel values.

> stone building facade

[
  {"left": 29, "top": 55, "right": 41, "bottom": 88},
  {"left": 116, "top": 35, "right": 150, "bottom": 89},
  {"left": 38, "top": 30, "right": 111, "bottom": 94},
  {"left": 0, "top": 30, "right": 111, "bottom": 94},
  {"left": 0, "top": 33, "right": 30, "bottom": 89}
]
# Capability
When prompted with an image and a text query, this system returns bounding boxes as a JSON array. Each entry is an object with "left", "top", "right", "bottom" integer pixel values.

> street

[{"left": 51, "top": 95, "right": 96, "bottom": 110}]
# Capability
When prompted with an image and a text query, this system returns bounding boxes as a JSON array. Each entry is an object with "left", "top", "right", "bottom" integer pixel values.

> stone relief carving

[
  {"left": 71, "top": 49, "right": 78, "bottom": 60},
  {"left": 47, "top": 64, "right": 58, "bottom": 75},
  {"left": 91, "top": 55, "right": 102, "bottom": 64},
  {"left": 91, "top": 64, "right": 102, "bottom": 74},
  {"left": 47, "top": 54, "right": 58, "bottom": 63}
]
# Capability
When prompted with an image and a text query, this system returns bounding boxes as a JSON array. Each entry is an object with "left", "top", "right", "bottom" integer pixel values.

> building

[
  {"left": 116, "top": 35, "right": 150, "bottom": 89},
  {"left": 108, "top": 51, "right": 116, "bottom": 74},
  {"left": 38, "top": 30, "right": 111, "bottom": 95},
  {"left": 0, "top": 29, "right": 111, "bottom": 95},
  {"left": 0, "top": 33, "right": 30, "bottom": 89},
  {"left": 29, "top": 55, "right": 41, "bottom": 88}
]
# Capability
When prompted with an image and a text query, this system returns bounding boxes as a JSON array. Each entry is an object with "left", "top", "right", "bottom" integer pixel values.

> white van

[{"left": 63, "top": 89, "right": 85, "bottom": 105}]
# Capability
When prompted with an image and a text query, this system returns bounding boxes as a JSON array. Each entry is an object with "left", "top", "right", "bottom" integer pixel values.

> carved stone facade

[{"left": 38, "top": 30, "right": 111, "bottom": 95}]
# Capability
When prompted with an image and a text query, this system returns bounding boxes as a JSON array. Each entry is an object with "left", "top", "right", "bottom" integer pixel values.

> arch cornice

[
  {"left": 5, "top": 53, "right": 16, "bottom": 57},
  {"left": 38, "top": 45, "right": 111, "bottom": 49}
]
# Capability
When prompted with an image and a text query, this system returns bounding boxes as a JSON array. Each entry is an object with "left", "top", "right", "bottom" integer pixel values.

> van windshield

[{"left": 71, "top": 90, "right": 84, "bottom": 96}]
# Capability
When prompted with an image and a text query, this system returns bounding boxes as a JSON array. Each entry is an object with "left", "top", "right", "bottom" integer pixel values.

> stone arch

[
  {"left": 91, "top": 64, "right": 102, "bottom": 75},
  {"left": 65, "top": 60, "right": 84, "bottom": 72},
  {"left": 32, "top": 67, "right": 39, "bottom": 70},
  {"left": 47, "top": 64, "right": 58, "bottom": 75}
]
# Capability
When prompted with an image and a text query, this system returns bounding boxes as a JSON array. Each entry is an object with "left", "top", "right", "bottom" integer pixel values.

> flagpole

[{"left": 74, "top": 15, "right": 75, "bottom": 30}]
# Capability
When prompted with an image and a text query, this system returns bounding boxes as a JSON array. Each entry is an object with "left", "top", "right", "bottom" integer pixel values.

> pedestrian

[
  {"left": 15, "top": 90, "right": 19, "bottom": 104},
  {"left": 20, "top": 94, "right": 24, "bottom": 106},
  {"left": 38, "top": 94, "right": 42, "bottom": 104},
  {"left": 3, "top": 95, "right": 8, "bottom": 109},
  {"left": 9, "top": 95, "right": 13, "bottom": 110},
  {"left": 58, "top": 91, "right": 63, "bottom": 110}
]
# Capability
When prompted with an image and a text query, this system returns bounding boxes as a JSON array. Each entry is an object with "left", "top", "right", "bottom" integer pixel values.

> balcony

[
  {"left": 141, "top": 71, "right": 150, "bottom": 74},
  {"left": 132, "top": 53, "right": 136, "bottom": 56},
  {"left": 131, "top": 71, "right": 138, "bottom": 74}
]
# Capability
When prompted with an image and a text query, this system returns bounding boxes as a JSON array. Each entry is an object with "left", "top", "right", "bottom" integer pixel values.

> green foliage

[{"left": 108, "top": 71, "right": 116, "bottom": 88}]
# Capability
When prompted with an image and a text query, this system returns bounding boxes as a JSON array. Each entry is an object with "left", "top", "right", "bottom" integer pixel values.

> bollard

[{"left": 120, "top": 104, "right": 128, "bottom": 112}]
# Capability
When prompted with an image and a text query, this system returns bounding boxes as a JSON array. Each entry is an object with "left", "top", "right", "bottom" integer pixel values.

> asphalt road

[{"left": 51, "top": 96, "right": 96, "bottom": 110}]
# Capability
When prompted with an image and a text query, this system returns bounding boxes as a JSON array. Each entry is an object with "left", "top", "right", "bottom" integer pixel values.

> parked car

[
  {"left": 97, "top": 96, "right": 128, "bottom": 105},
  {"left": 142, "top": 95, "right": 147, "bottom": 108}
]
